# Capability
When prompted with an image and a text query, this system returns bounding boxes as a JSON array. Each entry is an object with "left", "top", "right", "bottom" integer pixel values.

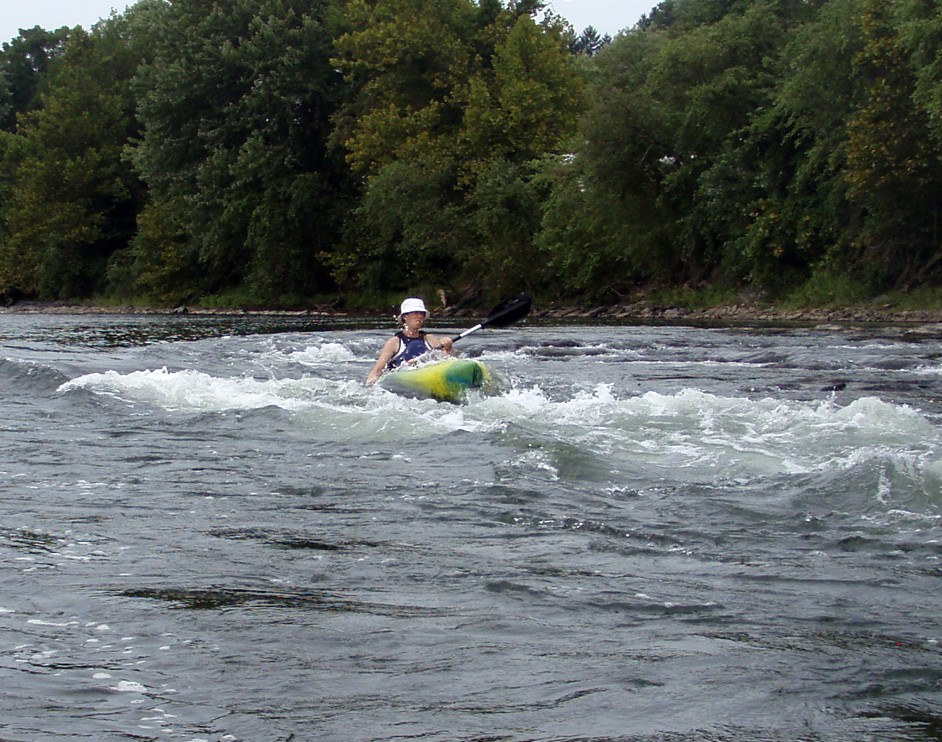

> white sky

[
  {"left": 546, "top": 0, "right": 655, "bottom": 35},
  {"left": 1, "top": 0, "right": 656, "bottom": 46},
  {"left": 2, "top": 1, "right": 133, "bottom": 42}
]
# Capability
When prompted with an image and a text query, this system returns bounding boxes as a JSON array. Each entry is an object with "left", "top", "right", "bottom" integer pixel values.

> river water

[{"left": 1, "top": 312, "right": 941, "bottom": 742}]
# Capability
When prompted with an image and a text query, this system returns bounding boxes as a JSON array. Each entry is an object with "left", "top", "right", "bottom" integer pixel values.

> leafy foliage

[
  {"left": 0, "top": 25, "right": 72, "bottom": 132},
  {"left": 570, "top": 26, "right": 611, "bottom": 56},
  {"left": 332, "top": 0, "right": 583, "bottom": 299},
  {"left": 130, "top": 0, "right": 349, "bottom": 302},
  {"left": 1, "top": 0, "right": 942, "bottom": 308},
  {"left": 0, "top": 20, "right": 145, "bottom": 299}
]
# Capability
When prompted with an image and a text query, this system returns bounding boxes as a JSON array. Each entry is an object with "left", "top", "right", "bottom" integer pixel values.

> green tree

[
  {"left": 534, "top": 27, "right": 672, "bottom": 299},
  {"left": 570, "top": 26, "right": 611, "bottom": 56},
  {"left": 0, "top": 16, "right": 147, "bottom": 299},
  {"left": 131, "top": 0, "right": 348, "bottom": 303},
  {"left": 0, "top": 25, "right": 72, "bottom": 132},
  {"left": 333, "top": 1, "right": 583, "bottom": 298},
  {"left": 337, "top": 156, "right": 466, "bottom": 291},
  {"left": 540, "top": 0, "right": 812, "bottom": 299},
  {"left": 900, "top": 0, "right": 942, "bottom": 141},
  {"left": 842, "top": 0, "right": 942, "bottom": 288},
  {"left": 461, "top": 14, "right": 583, "bottom": 171},
  {"left": 460, "top": 14, "right": 584, "bottom": 293},
  {"left": 331, "top": 0, "right": 479, "bottom": 293},
  {"left": 331, "top": 0, "right": 477, "bottom": 177},
  {"left": 0, "top": 66, "right": 12, "bottom": 131},
  {"left": 0, "top": 130, "right": 30, "bottom": 297},
  {"left": 693, "top": 0, "right": 844, "bottom": 292}
]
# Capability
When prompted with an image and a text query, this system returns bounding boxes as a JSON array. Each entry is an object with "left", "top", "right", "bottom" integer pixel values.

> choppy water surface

[{"left": 1, "top": 312, "right": 941, "bottom": 741}]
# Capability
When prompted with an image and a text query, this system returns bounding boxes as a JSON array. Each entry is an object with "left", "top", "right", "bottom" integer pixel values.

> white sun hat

[{"left": 399, "top": 297, "right": 429, "bottom": 318}]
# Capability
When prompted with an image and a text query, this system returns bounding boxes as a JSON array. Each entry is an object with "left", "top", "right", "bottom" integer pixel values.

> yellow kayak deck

[{"left": 380, "top": 358, "right": 490, "bottom": 403}]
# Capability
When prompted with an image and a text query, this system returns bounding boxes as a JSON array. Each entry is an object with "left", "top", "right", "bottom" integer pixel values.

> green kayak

[{"left": 380, "top": 358, "right": 490, "bottom": 403}]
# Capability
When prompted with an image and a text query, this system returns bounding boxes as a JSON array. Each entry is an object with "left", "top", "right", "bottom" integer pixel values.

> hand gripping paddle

[{"left": 451, "top": 294, "right": 532, "bottom": 342}]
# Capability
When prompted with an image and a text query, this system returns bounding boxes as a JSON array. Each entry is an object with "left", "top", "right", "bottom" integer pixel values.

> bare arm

[
  {"left": 425, "top": 334, "right": 454, "bottom": 353},
  {"left": 365, "top": 336, "right": 400, "bottom": 385}
]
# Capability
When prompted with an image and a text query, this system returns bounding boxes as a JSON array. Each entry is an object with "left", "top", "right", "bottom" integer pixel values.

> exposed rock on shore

[{"left": 530, "top": 302, "right": 942, "bottom": 327}]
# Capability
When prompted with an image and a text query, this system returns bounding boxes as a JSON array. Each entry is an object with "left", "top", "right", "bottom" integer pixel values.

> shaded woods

[{"left": 1, "top": 0, "right": 941, "bottom": 311}]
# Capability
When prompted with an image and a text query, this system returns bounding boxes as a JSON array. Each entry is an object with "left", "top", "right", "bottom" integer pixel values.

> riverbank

[
  {"left": 5, "top": 298, "right": 942, "bottom": 333},
  {"left": 535, "top": 301, "right": 942, "bottom": 328}
]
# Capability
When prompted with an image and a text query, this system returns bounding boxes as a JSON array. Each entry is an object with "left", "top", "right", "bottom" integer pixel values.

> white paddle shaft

[{"left": 454, "top": 323, "right": 483, "bottom": 340}]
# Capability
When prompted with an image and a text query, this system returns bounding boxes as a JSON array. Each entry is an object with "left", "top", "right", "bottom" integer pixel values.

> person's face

[{"left": 402, "top": 311, "right": 425, "bottom": 330}]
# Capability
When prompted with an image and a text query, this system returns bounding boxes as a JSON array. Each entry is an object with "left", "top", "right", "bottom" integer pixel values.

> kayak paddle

[{"left": 451, "top": 294, "right": 532, "bottom": 342}]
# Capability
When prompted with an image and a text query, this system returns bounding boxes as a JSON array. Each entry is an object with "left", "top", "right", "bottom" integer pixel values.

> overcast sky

[
  {"left": 2, "top": 0, "right": 655, "bottom": 46},
  {"left": 546, "top": 0, "right": 654, "bottom": 35}
]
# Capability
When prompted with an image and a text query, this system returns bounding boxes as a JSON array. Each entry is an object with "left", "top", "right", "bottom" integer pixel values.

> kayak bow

[{"left": 380, "top": 358, "right": 490, "bottom": 403}]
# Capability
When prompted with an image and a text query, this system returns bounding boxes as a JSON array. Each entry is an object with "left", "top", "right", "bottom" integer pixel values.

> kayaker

[{"left": 365, "top": 297, "right": 454, "bottom": 385}]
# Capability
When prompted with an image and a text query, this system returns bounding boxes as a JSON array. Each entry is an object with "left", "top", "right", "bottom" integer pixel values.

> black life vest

[{"left": 387, "top": 331, "right": 432, "bottom": 369}]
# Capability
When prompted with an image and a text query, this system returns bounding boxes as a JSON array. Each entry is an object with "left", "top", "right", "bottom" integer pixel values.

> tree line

[{"left": 0, "top": 0, "right": 940, "bottom": 310}]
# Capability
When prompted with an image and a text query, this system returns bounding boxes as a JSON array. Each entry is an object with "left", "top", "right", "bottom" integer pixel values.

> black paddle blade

[{"left": 481, "top": 293, "right": 532, "bottom": 328}]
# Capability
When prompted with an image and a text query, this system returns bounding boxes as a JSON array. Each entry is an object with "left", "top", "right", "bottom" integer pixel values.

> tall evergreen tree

[{"left": 570, "top": 26, "right": 611, "bottom": 56}]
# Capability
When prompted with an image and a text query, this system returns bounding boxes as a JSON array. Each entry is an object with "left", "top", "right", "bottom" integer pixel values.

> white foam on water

[
  {"left": 112, "top": 680, "right": 148, "bottom": 693},
  {"left": 464, "top": 383, "right": 942, "bottom": 487},
  {"left": 914, "top": 362, "right": 942, "bottom": 376},
  {"left": 58, "top": 363, "right": 506, "bottom": 441},
  {"left": 59, "top": 367, "right": 336, "bottom": 413},
  {"left": 57, "top": 365, "right": 942, "bottom": 488},
  {"left": 288, "top": 342, "right": 357, "bottom": 366}
]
